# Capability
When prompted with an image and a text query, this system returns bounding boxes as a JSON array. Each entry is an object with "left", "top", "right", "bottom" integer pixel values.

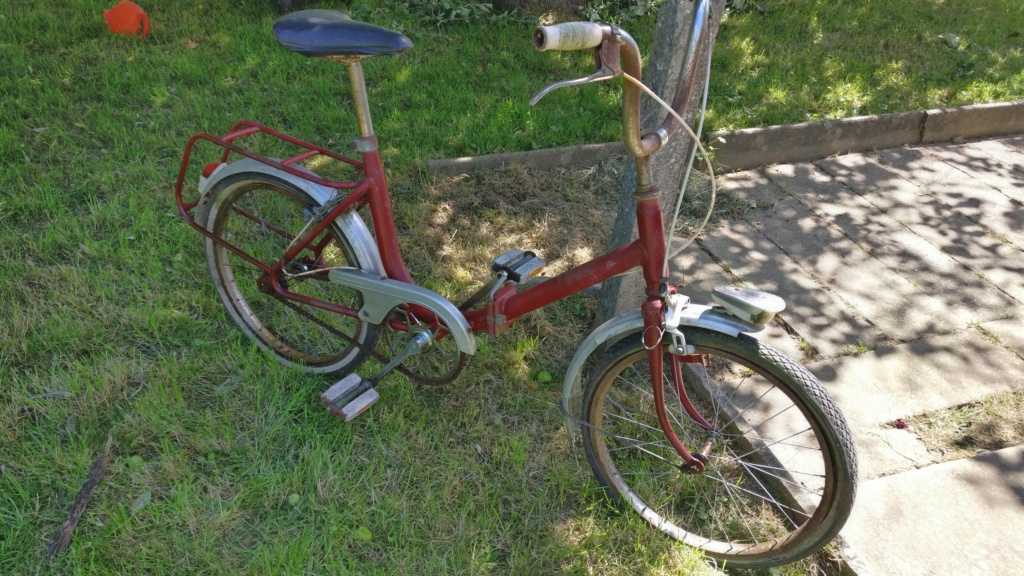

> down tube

[{"left": 501, "top": 240, "right": 645, "bottom": 324}]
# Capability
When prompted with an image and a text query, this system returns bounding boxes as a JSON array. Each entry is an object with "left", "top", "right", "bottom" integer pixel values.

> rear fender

[{"left": 198, "top": 158, "right": 384, "bottom": 277}]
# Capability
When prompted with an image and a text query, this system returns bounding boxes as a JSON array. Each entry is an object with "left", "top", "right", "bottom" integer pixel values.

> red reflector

[{"left": 201, "top": 162, "right": 222, "bottom": 177}]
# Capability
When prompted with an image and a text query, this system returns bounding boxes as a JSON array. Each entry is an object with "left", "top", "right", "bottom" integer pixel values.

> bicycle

[{"left": 174, "top": 2, "right": 857, "bottom": 568}]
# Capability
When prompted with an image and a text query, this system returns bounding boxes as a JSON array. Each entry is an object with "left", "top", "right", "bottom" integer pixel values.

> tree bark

[{"left": 594, "top": 0, "right": 727, "bottom": 326}]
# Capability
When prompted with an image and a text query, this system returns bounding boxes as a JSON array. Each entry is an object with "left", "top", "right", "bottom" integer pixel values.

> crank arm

[{"left": 369, "top": 328, "right": 432, "bottom": 383}]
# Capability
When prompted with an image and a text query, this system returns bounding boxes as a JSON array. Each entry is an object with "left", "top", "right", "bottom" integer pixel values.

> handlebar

[
  {"left": 531, "top": 0, "right": 713, "bottom": 161},
  {"left": 533, "top": 22, "right": 607, "bottom": 51}
]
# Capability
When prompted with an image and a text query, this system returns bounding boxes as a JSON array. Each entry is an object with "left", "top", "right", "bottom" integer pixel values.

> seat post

[{"left": 346, "top": 60, "right": 374, "bottom": 138}]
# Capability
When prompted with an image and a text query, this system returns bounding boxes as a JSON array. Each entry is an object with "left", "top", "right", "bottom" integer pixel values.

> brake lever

[
  {"left": 529, "top": 69, "right": 616, "bottom": 106},
  {"left": 530, "top": 26, "right": 623, "bottom": 107}
]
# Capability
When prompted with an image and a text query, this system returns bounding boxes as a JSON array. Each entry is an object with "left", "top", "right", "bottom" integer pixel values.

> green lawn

[
  {"left": 709, "top": 0, "right": 1024, "bottom": 129},
  {"left": 2, "top": 0, "right": 1021, "bottom": 574}
]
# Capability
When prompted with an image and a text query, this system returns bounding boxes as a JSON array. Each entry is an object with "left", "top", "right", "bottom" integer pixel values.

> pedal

[
  {"left": 321, "top": 374, "right": 379, "bottom": 422},
  {"left": 491, "top": 249, "right": 545, "bottom": 283}
]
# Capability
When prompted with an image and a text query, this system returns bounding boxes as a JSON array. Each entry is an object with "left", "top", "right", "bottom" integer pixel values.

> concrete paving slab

[
  {"left": 851, "top": 428, "right": 933, "bottom": 480},
  {"left": 765, "top": 163, "right": 1016, "bottom": 326},
  {"left": 726, "top": 169, "right": 961, "bottom": 341},
  {"left": 980, "top": 318, "right": 1024, "bottom": 360},
  {"left": 818, "top": 154, "right": 1024, "bottom": 304},
  {"left": 994, "top": 134, "right": 1024, "bottom": 158},
  {"left": 669, "top": 241, "right": 733, "bottom": 307},
  {"left": 810, "top": 329, "right": 1024, "bottom": 431},
  {"left": 949, "top": 140, "right": 1024, "bottom": 204},
  {"left": 962, "top": 137, "right": 1024, "bottom": 187},
  {"left": 840, "top": 444, "right": 1024, "bottom": 576},
  {"left": 696, "top": 204, "right": 885, "bottom": 359},
  {"left": 875, "top": 146, "right": 1024, "bottom": 249}
]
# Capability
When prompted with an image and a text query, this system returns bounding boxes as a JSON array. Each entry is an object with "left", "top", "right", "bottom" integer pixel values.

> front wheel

[{"left": 581, "top": 328, "right": 857, "bottom": 569}]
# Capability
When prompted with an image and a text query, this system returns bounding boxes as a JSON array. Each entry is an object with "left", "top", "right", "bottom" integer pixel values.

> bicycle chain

[{"left": 276, "top": 292, "right": 463, "bottom": 385}]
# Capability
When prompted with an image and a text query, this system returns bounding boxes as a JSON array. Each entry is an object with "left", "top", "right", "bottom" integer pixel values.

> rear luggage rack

[{"left": 174, "top": 119, "right": 366, "bottom": 235}]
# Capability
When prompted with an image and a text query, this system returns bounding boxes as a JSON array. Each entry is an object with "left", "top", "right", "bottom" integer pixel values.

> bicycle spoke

[
  {"left": 728, "top": 476, "right": 782, "bottom": 545},
  {"left": 713, "top": 467, "right": 770, "bottom": 545},
  {"left": 700, "top": 467, "right": 806, "bottom": 520},
  {"left": 732, "top": 459, "right": 826, "bottom": 498},
  {"left": 720, "top": 384, "right": 777, "bottom": 432},
  {"left": 737, "top": 403, "right": 797, "bottom": 437},
  {"left": 604, "top": 398, "right": 667, "bottom": 439},
  {"left": 730, "top": 427, "right": 817, "bottom": 461},
  {"left": 608, "top": 437, "right": 672, "bottom": 454}
]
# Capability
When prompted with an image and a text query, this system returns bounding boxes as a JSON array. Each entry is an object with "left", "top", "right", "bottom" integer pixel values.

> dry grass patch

[
  {"left": 398, "top": 160, "right": 623, "bottom": 302},
  {"left": 904, "top": 389, "right": 1024, "bottom": 461}
]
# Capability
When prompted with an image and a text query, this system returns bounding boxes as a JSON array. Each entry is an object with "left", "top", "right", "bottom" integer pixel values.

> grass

[
  {"left": 3, "top": 0, "right": 1017, "bottom": 573},
  {"left": 904, "top": 389, "right": 1024, "bottom": 462},
  {"left": 903, "top": 326, "right": 1024, "bottom": 463},
  {"left": 709, "top": 0, "right": 1024, "bottom": 130}
]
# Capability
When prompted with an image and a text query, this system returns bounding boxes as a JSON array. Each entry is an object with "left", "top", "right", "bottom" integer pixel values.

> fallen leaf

[
  {"left": 937, "top": 33, "right": 960, "bottom": 49},
  {"left": 352, "top": 526, "right": 372, "bottom": 543},
  {"left": 131, "top": 490, "right": 151, "bottom": 513}
]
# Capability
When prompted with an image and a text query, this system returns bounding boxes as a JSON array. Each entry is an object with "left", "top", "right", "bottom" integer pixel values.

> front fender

[{"left": 561, "top": 304, "right": 762, "bottom": 439}]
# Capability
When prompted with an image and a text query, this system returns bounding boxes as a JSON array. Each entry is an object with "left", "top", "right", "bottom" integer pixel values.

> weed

[
  {"left": 907, "top": 390, "right": 1024, "bottom": 461},
  {"left": 841, "top": 341, "right": 872, "bottom": 356},
  {"left": 580, "top": 0, "right": 664, "bottom": 23},
  {"left": 710, "top": 0, "right": 1024, "bottom": 130}
]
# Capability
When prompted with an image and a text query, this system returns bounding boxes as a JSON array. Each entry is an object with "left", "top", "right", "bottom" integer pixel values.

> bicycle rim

[
  {"left": 582, "top": 330, "right": 856, "bottom": 568},
  {"left": 206, "top": 175, "right": 376, "bottom": 373}
]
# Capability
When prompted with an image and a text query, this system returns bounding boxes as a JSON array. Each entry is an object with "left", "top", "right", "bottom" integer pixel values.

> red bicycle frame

[{"left": 174, "top": 17, "right": 714, "bottom": 471}]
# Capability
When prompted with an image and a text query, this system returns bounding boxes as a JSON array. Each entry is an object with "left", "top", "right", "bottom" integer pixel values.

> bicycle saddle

[{"left": 273, "top": 10, "right": 413, "bottom": 58}]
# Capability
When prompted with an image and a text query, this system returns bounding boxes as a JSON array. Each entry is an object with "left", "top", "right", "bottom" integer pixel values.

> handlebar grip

[{"left": 533, "top": 23, "right": 606, "bottom": 51}]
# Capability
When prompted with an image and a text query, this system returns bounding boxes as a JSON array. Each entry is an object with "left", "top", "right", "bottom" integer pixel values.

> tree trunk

[{"left": 594, "top": 0, "right": 727, "bottom": 325}]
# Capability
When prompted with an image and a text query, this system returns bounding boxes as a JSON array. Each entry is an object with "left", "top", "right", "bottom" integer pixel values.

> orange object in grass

[{"left": 104, "top": 0, "right": 149, "bottom": 38}]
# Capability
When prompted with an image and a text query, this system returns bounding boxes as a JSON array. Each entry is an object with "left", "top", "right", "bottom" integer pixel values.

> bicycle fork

[{"left": 642, "top": 298, "right": 713, "bottom": 474}]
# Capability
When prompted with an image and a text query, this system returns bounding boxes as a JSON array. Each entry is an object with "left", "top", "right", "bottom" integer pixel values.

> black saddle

[{"left": 272, "top": 10, "right": 413, "bottom": 58}]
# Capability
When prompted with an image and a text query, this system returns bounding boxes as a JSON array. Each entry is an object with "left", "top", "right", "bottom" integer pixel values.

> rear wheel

[
  {"left": 581, "top": 328, "right": 857, "bottom": 568},
  {"left": 203, "top": 172, "right": 380, "bottom": 375}
]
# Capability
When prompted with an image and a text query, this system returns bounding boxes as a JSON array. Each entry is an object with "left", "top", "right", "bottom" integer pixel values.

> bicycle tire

[
  {"left": 203, "top": 172, "right": 380, "bottom": 375},
  {"left": 581, "top": 328, "right": 856, "bottom": 568}
]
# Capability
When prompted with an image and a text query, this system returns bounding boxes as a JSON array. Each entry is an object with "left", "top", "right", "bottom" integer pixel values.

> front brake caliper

[{"left": 664, "top": 292, "right": 695, "bottom": 357}]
